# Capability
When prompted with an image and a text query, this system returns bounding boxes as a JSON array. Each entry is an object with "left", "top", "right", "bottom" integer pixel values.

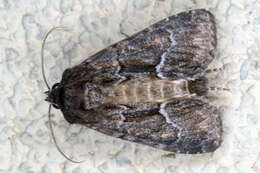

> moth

[{"left": 44, "top": 9, "right": 222, "bottom": 155}]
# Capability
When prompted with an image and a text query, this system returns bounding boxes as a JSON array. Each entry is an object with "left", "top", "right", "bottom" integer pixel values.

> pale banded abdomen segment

[{"left": 104, "top": 79, "right": 190, "bottom": 105}]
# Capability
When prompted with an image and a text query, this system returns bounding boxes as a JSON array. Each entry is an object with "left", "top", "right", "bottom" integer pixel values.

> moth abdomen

[
  {"left": 100, "top": 77, "right": 191, "bottom": 106},
  {"left": 82, "top": 76, "right": 208, "bottom": 108}
]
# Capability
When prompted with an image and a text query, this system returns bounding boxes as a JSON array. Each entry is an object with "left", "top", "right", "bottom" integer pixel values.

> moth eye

[
  {"left": 52, "top": 83, "right": 60, "bottom": 90},
  {"left": 52, "top": 103, "right": 60, "bottom": 109}
]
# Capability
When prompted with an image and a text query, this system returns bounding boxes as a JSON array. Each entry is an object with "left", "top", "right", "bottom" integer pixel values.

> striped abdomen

[{"left": 103, "top": 78, "right": 190, "bottom": 105}]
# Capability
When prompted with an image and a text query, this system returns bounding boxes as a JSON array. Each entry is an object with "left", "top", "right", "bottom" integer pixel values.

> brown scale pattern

[{"left": 46, "top": 9, "right": 221, "bottom": 154}]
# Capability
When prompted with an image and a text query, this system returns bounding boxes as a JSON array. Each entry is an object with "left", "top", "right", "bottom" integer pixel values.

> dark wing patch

[{"left": 61, "top": 108, "right": 99, "bottom": 124}]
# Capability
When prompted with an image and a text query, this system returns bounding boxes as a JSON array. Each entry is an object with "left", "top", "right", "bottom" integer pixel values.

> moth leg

[
  {"left": 161, "top": 153, "right": 176, "bottom": 159},
  {"left": 119, "top": 23, "right": 131, "bottom": 38},
  {"left": 120, "top": 30, "right": 131, "bottom": 39},
  {"left": 205, "top": 67, "right": 224, "bottom": 73},
  {"left": 209, "top": 86, "right": 230, "bottom": 92}
]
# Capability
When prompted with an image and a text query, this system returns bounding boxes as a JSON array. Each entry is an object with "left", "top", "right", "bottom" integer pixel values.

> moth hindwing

[{"left": 46, "top": 9, "right": 221, "bottom": 154}]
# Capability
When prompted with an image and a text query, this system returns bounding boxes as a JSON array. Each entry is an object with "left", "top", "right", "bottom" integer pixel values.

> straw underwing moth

[{"left": 45, "top": 9, "right": 221, "bottom": 154}]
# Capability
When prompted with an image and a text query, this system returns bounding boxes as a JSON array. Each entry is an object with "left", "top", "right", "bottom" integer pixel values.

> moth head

[
  {"left": 45, "top": 83, "right": 63, "bottom": 109},
  {"left": 188, "top": 77, "right": 208, "bottom": 96}
]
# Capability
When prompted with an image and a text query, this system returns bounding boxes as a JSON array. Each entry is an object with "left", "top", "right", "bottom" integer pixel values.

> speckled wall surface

[{"left": 0, "top": 0, "right": 260, "bottom": 172}]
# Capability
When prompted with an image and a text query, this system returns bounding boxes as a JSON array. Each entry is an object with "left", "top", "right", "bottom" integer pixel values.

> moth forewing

[{"left": 45, "top": 9, "right": 221, "bottom": 155}]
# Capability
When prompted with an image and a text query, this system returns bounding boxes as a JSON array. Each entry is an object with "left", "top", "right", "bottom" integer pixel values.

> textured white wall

[{"left": 0, "top": 0, "right": 260, "bottom": 172}]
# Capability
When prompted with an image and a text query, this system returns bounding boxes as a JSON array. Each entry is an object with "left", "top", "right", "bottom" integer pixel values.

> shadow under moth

[{"left": 43, "top": 9, "right": 222, "bottom": 158}]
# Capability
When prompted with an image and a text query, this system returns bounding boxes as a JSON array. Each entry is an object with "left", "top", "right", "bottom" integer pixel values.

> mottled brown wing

[
  {"left": 156, "top": 98, "right": 222, "bottom": 153},
  {"left": 61, "top": 9, "right": 216, "bottom": 86},
  {"left": 154, "top": 10, "right": 216, "bottom": 80},
  {"left": 62, "top": 98, "right": 221, "bottom": 154}
]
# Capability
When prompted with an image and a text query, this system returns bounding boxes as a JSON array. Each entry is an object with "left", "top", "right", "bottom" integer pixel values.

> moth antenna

[
  {"left": 205, "top": 67, "right": 224, "bottom": 73},
  {"left": 41, "top": 27, "right": 71, "bottom": 90},
  {"left": 209, "top": 86, "right": 230, "bottom": 92},
  {"left": 119, "top": 23, "right": 131, "bottom": 38},
  {"left": 48, "top": 105, "right": 85, "bottom": 163}
]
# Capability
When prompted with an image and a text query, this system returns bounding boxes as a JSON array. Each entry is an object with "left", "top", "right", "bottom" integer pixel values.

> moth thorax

[{"left": 84, "top": 83, "right": 103, "bottom": 109}]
